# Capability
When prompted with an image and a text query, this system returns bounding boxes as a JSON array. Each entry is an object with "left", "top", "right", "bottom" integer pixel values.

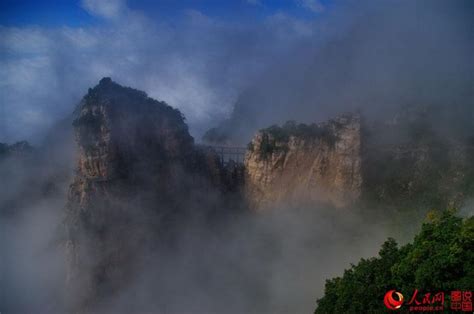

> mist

[
  {"left": 1, "top": 0, "right": 473, "bottom": 313},
  {"left": 0, "top": 137, "right": 391, "bottom": 313},
  {"left": 84, "top": 205, "right": 388, "bottom": 314},
  {"left": 206, "top": 0, "right": 474, "bottom": 143},
  {"left": 0, "top": 136, "right": 73, "bottom": 312}
]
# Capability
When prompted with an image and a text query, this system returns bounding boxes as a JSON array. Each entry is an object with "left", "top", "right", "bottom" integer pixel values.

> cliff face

[
  {"left": 64, "top": 78, "right": 239, "bottom": 311},
  {"left": 243, "top": 105, "right": 474, "bottom": 212},
  {"left": 71, "top": 77, "right": 193, "bottom": 181},
  {"left": 244, "top": 113, "right": 362, "bottom": 210}
]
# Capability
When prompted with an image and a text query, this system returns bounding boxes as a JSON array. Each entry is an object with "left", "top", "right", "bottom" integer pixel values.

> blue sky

[
  {"left": 0, "top": 0, "right": 328, "bottom": 27},
  {"left": 0, "top": 0, "right": 95, "bottom": 26}
]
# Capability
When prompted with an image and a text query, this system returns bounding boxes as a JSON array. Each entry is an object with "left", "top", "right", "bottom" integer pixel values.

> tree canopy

[{"left": 315, "top": 210, "right": 474, "bottom": 313}]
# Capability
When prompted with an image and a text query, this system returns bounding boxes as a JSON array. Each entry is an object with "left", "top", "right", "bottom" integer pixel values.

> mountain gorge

[
  {"left": 1, "top": 0, "right": 473, "bottom": 312},
  {"left": 60, "top": 80, "right": 474, "bottom": 313},
  {"left": 1, "top": 78, "right": 473, "bottom": 313}
]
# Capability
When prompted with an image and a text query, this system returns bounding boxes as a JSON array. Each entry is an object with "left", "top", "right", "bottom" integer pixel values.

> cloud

[
  {"left": 0, "top": 1, "right": 315, "bottom": 143},
  {"left": 0, "top": 26, "right": 51, "bottom": 53},
  {"left": 200, "top": 0, "right": 474, "bottom": 144},
  {"left": 80, "top": 0, "right": 126, "bottom": 19},
  {"left": 298, "top": 0, "right": 325, "bottom": 13},
  {"left": 2, "top": 0, "right": 471, "bottom": 147},
  {"left": 265, "top": 12, "right": 314, "bottom": 37}
]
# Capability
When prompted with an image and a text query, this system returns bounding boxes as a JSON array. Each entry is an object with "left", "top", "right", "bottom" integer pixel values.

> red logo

[
  {"left": 383, "top": 289, "right": 472, "bottom": 312},
  {"left": 407, "top": 289, "right": 445, "bottom": 311},
  {"left": 451, "top": 291, "right": 472, "bottom": 312},
  {"left": 384, "top": 290, "right": 404, "bottom": 310}
]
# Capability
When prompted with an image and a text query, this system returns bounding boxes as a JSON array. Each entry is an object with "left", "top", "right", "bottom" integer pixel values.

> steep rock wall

[
  {"left": 244, "top": 113, "right": 362, "bottom": 210},
  {"left": 64, "top": 78, "right": 241, "bottom": 312}
]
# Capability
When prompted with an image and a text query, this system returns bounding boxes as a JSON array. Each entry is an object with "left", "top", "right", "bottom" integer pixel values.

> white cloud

[
  {"left": 0, "top": 26, "right": 51, "bottom": 54},
  {"left": 265, "top": 12, "right": 314, "bottom": 38},
  {"left": 80, "top": 0, "right": 126, "bottom": 19},
  {"left": 0, "top": 1, "right": 311, "bottom": 142},
  {"left": 62, "top": 27, "right": 98, "bottom": 49},
  {"left": 298, "top": 0, "right": 325, "bottom": 13}
]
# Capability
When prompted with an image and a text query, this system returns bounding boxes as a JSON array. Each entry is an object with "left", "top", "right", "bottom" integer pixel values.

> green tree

[{"left": 315, "top": 211, "right": 474, "bottom": 313}]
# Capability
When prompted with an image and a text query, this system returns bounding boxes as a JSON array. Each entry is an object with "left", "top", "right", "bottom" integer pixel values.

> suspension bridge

[{"left": 203, "top": 145, "right": 247, "bottom": 165}]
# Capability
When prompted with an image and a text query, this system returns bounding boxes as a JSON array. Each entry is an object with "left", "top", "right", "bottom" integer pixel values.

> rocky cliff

[
  {"left": 243, "top": 105, "right": 474, "bottom": 212},
  {"left": 244, "top": 113, "right": 362, "bottom": 210},
  {"left": 64, "top": 78, "right": 242, "bottom": 312}
]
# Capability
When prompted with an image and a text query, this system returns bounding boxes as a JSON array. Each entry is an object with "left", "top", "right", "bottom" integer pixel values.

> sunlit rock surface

[{"left": 244, "top": 113, "right": 362, "bottom": 210}]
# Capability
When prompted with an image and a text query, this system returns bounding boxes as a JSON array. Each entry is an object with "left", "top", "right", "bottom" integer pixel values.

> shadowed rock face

[
  {"left": 64, "top": 78, "right": 242, "bottom": 312},
  {"left": 72, "top": 77, "right": 194, "bottom": 181},
  {"left": 244, "top": 113, "right": 362, "bottom": 210},
  {"left": 361, "top": 104, "right": 474, "bottom": 210}
]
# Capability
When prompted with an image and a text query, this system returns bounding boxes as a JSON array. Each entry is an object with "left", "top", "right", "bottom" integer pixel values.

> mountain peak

[
  {"left": 85, "top": 77, "right": 148, "bottom": 103},
  {"left": 99, "top": 77, "right": 112, "bottom": 85}
]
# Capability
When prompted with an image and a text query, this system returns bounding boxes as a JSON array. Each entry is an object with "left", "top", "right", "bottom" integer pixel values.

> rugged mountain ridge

[{"left": 2, "top": 78, "right": 474, "bottom": 313}]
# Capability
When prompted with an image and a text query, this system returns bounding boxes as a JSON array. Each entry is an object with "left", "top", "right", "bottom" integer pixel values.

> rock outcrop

[
  {"left": 244, "top": 113, "right": 362, "bottom": 210},
  {"left": 64, "top": 78, "right": 241, "bottom": 312}
]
